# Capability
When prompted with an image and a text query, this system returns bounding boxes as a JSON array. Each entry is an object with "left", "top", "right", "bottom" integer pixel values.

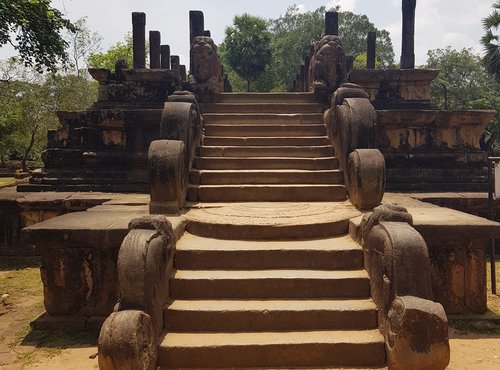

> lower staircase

[{"left": 158, "top": 93, "right": 385, "bottom": 369}]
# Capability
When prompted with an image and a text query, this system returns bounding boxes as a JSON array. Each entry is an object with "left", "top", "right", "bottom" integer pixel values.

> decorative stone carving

[
  {"left": 190, "top": 36, "right": 223, "bottom": 93},
  {"left": 98, "top": 310, "right": 157, "bottom": 370},
  {"left": 161, "top": 96, "right": 201, "bottom": 171},
  {"left": 98, "top": 216, "right": 175, "bottom": 369},
  {"left": 347, "top": 149, "right": 385, "bottom": 211},
  {"left": 325, "top": 83, "right": 379, "bottom": 210},
  {"left": 148, "top": 140, "right": 188, "bottom": 214},
  {"left": 386, "top": 296, "right": 450, "bottom": 370},
  {"left": 326, "top": 83, "right": 376, "bottom": 177},
  {"left": 360, "top": 204, "right": 450, "bottom": 370},
  {"left": 308, "top": 35, "right": 348, "bottom": 100},
  {"left": 117, "top": 215, "right": 174, "bottom": 337}
]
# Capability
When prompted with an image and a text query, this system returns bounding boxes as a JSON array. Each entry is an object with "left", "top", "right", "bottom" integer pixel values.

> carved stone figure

[
  {"left": 98, "top": 216, "right": 175, "bottom": 370},
  {"left": 308, "top": 35, "right": 347, "bottom": 99},
  {"left": 190, "top": 36, "right": 223, "bottom": 93},
  {"left": 360, "top": 204, "right": 450, "bottom": 370},
  {"left": 323, "top": 83, "right": 381, "bottom": 210}
]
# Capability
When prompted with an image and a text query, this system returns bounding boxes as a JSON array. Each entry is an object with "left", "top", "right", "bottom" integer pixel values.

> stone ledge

[{"left": 350, "top": 193, "right": 500, "bottom": 241}]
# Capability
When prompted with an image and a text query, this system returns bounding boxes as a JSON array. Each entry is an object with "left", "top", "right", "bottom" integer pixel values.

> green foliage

[
  {"left": 426, "top": 47, "right": 498, "bottom": 110},
  {"left": 88, "top": 34, "right": 134, "bottom": 71},
  {"left": 220, "top": 5, "right": 395, "bottom": 92},
  {"left": 223, "top": 14, "right": 272, "bottom": 91},
  {"left": 268, "top": 5, "right": 394, "bottom": 90},
  {"left": 66, "top": 17, "right": 102, "bottom": 76},
  {"left": 339, "top": 11, "right": 394, "bottom": 68},
  {"left": 353, "top": 52, "right": 381, "bottom": 69},
  {"left": 481, "top": 1, "right": 500, "bottom": 82},
  {"left": 425, "top": 47, "right": 500, "bottom": 152},
  {"left": 0, "top": 59, "right": 97, "bottom": 169},
  {"left": 0, "top": 0, "right": 77, "bottom": 73}
]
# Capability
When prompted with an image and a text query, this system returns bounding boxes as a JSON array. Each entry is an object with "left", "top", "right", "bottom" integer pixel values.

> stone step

[
  {"left": 203, "top": 136, "right": 331, "bottom": 146},
  {"left": 165, "top": 299, "right": 377, "bottom": 332},
  {"left": 175, "top": 233, "right": 362, "bottom": 270},
  {"left": 194, "top": 157, "right": 338, "bottom": 170},
  {"left": 187, "top": 184, "right": 347, "bottom": 202},
  {"left": 213, "top": 92, "right": 317, "bottom": 104},
  {"left": 184, "top": 202, "right": 360, "bottom": 240},
  {"left": 170, "top": 269, "right": 369, "bottom": 299},
  {"left": 189, "top": 169, "right": 343, "bottom": 185},
  {"left": 203, "top": 113, "right": 323, "bottom": 125},
  {"left": 158, "top": 329, "right": 385, "bottom": 368},
  {"left": 199, "top": 145, "right": 334, "bottom": 158},
  {"left": 204, "top": 124, "right": 327, "bottom": 137},
  {"left": 202, "top": 103, "right": 323, "bottom": 114}
]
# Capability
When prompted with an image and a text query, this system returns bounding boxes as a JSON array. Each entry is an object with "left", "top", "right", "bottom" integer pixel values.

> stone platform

[{"left": 2, "top": 189, "right": 496, "bottom": 322}]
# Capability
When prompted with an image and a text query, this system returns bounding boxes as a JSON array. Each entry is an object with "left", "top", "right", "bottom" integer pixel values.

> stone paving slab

[{"left": 383, "top": 193, "right": 500, "bottom": 239}]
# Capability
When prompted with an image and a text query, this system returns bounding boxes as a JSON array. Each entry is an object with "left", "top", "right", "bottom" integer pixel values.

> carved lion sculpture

[
  {"left": 190, "top": 36, "right": 223, "bottom": 93},
  {"left": 308, "top": 35, "right": 347, "bottom": 100}
]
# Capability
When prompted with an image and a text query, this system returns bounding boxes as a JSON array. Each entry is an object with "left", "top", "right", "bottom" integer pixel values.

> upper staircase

[{"left": 188, "top": 93, "right": 347, "bottom": 202}]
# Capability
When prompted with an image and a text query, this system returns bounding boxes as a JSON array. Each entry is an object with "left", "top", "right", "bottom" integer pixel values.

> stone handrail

[
  {"left": 357, "top": 204, "right": 450, "bottom": 370},
  {"left": 98, "top": 215, "right": 175, "bottom": 370},
  {"left": 149, "top": 91, "right": 202, "bottom": 214},
  {"left": 324, "top": 83, "right": 385, "bottom": 211}
]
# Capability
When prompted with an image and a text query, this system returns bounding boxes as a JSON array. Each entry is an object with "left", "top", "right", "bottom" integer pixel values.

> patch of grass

[
  {"left": 17, "top": 351, "right": 37, "bottom": 368},
  {"left": 0, "top": 262, "right": 42, "bottom": 300},
  {"left": 26, "top": 328, "right": 99, "bottom": 356},
  {"left": 0, "top": 177, "right": 15, "bottom": 188},
  {"left": 10, "top": 324, "right": 33, "bottom": 348},
  {"left": 451, "top": 319, "right": 500, "bottom": 336}
]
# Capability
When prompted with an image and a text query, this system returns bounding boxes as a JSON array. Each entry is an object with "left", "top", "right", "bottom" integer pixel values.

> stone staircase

[
  {"left": 188, "top": 93, "right": 347, "bottom": 202},
  {"left": 159, "top": 229, "right": 385, "bottom": 369},
  {"left": 156, "top": 93, "right": 385, "bottom": 369}
]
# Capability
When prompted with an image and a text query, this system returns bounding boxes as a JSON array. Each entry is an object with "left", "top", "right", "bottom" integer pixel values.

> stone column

[
  {"left": 180, "top": 65, "right": 187, "bottom": 82},
  {"left": 325, "top": 12, "right": 339, "bottom": 36},
  {"left": 189, "top": 11, "right": 204, "bottom": 46},
  {"left": 149, "top": 31, "right": 161, "bottom": 69},
  {"left": 401, "top": 0, "right": 417, "bottom": 69},
  {"left": 132, "top": 12, "right": 146, "bottom": 69},
  {"left": 300, "top": 65, "right": 306, "bottom": 92},
  {"left": 171, "top": 55, "right": 180, "bottom": 80},
  {"left": 160, "top": 45, "right": 170, "bottom": 69},
  {"left": 304, "top": 55, "right": 311, "bottom": 91},
  {"left": 367, "top": 31, "right": 376, "bottom": 69}
]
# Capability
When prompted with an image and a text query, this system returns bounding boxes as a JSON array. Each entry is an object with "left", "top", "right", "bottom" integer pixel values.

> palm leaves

[{"left": 482, "top": 1, "right": 500, "bottom": 81}]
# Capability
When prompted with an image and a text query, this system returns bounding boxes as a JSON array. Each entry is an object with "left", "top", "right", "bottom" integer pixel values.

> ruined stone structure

[{"left": 11, "top": 3, "right": 500, "bottom": 370}]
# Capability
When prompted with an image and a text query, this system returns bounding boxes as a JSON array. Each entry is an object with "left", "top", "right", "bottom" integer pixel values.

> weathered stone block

[
  {"left": 347, "top": 149, "right": 385, "bottom": 211},
  {"left": 427, "top": 239, "right": 487, "bottom": 314},
  {"left": 386, "top": 296, "right": 449, "bottom": 370},
  {"left": 98, "top": 310, "right": 157, "bottom": 370},
  {"left": 118, "top": 216, "right": 174, "bottom": 338}
]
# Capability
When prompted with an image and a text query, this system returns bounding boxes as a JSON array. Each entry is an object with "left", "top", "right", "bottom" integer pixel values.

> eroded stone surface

[{"left": 98, "top": 310, "right": 157, "bottom": 370}]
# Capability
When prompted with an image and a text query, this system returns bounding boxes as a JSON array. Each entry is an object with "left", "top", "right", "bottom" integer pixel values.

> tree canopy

[
  {"left": 481, "top": 1, "right": 500, "bottom": 82},
  {"left": 88, "top": 34, "right": 134, "bottom": 71},
  {"left": 0, "top": 17, "right": 99, "bottom": 169},
  {"left": 220, "top": 5, "right": 395, "bottom": 92},
  {"left": 426, "top": 47, "right": 498, "bottom": 110},
  {"left": 0, "top": 0, "right": 76, "bottom": 73},
  {"left": 425, "top": 47, "right": 500, "bottom": 152},
  {"left": 222, "top": 14, "right": 272, "bottom": 92}
]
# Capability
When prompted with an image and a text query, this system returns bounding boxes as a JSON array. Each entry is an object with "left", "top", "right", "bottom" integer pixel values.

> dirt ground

[{"left": 0, "top": 258, "right": 499, "bottom": 370}]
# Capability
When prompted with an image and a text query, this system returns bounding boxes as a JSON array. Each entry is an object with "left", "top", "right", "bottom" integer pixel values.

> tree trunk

[{"left": 21, "top": 123, "right": 39, "bottom": 173}]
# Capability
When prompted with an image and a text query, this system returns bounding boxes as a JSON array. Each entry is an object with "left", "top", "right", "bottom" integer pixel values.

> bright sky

[{"left": 0, "top": 0, "right": 494, "bottom": 67}]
